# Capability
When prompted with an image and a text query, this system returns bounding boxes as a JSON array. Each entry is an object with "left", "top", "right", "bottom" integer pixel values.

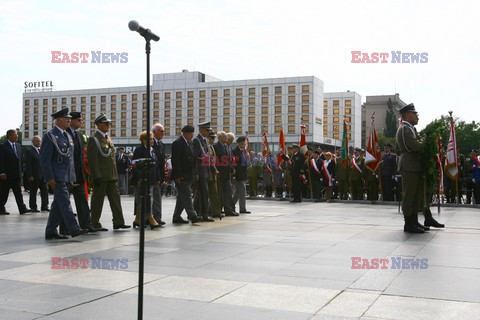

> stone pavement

[{"left": 1, "top": 193, "right": 480, "bottom": 320}]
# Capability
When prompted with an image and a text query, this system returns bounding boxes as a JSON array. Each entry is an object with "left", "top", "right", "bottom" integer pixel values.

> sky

[{"left": 1, "top": 0, "right": 479, "bottom": 136}]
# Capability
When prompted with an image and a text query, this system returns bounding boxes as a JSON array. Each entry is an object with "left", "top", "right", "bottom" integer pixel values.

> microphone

[{"left": 128, "top": 20, "right": 160, "bottom": 42}]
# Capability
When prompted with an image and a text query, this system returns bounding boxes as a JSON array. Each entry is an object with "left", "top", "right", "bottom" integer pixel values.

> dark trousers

[
  {"left": 193, "top": 177, "right": 209, "bottom": 217},
  {"left": 218, "top": 176, "right": 234, "bottom": 213},
  {"left": 173, "top": 179, "right": 197, "bottom": 220},
  {"left": 381, "top": 176, "right": 395, "bottom": 201},
  {"left": 71, "top": 183, "right": 92, "bottom": 229},
  {"left": 29, "top": 179, "right": 49, "bottom": 210},
  {"left": 312, "top": 178, "right": 322, "bottom": 200},
  {"left": 46, "top": 181, "right": 80, "bottom": 236},
  {"left": 401, "top": 172, "right": 424, "bottom": 218},
  {"left": 291, "top": 174, "right": 302, "bottom": 201},
  {"left": 474, "top": 183, "right": 480, "bottom": 204},
  {"left": 0, "top": 179, "right": 27, "bottom": 213}
]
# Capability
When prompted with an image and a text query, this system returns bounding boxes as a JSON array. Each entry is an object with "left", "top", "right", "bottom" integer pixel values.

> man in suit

[
  {"left": 396, "top": 103, "right": 444, "bottom": 233},
  {"left": 40, "top": 108, "right": 86, "bottom": 239},
  {"left": 87, "top": 113, "right": 130, "bottom": 231},
  {"left": 171, "top": 125, "right": 201, "bottom": 224},
  {"left": 25, "top": 135, "right": 49, "bottom": 212},
  {"left": 214, "top": 131, "right": 237, "bottom": 216},
  {"left": 67, "top": 112, "right": 98, "bottom": 232},
  {"left": 192, "top": 122, "right": 215, "bottom": 221},
  {"left": 290, "top": 144, "right": 305, "bottom": 203},
  {"left": 151, "top": 123, "right": 166, "bottom": 225},
  {"left": 350, "top": 148, "right": 365, "bottom": 200},
  {"left": 232, "top": 136, "right": 251, "bottom": 213},
  {"left": 116, "top": 147, "right": 129, "bottom": 195},
  {"left": 335, "top": 149, "right": 349, "bottom": 200},
  {"left": 0, "top": 129, "right": 29, "bottom": 215},
  {"left": 380, "top": 143, "right": 397, "bottom": 201},
  {"left": 309, "top": 150, "right": 323, "bottom": 202}
]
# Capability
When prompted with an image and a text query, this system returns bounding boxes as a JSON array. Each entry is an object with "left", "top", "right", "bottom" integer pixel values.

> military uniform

[
  {"left": 290, "top": 146, "right": 305, "bottom": 202},
  {"left": 349, "top": 151, "right": 365, "bottom": 200},
  {"left": 206, "top": 133, "right": 222, "bottom": 217},
  {"left": 380, "top": 149, "right": 397, "bottom": 201},
  {"left": 335, "top": 156, "right": 349, "bottom": 200},
  {"left": 365, "top": 167, "right": 379, "bottom": 201}
]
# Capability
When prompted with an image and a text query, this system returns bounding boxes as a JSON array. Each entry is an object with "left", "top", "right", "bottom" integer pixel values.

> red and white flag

[
  {"left": 299, "top": 125, "right": 308, "bottom": 155},
  {"left": 245, "top": 131, "right": 251, "bottom": 162},
  {"left": 310, "top": 158, "right": 322, "bottom": 177},
  {"left": 365, "top": 115, "right": 381, "bottom": 172},
  {"left": 444, "top": 116, "right": 458, "bottom": 180},
  {"left": 435, "top": 135, "right": 444, "bottom": 194},
  {"left": 277, "top": 128, "right": 286, "bottom": 167},
  {"left": 351, "top": 157, "right": 362, "bottom": 174},
  {"left": 262, "top": 131, "right": 272, "bottom": 174}
]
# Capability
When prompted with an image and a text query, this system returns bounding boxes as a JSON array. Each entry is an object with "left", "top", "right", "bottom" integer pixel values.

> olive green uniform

[{"left": 349, "top": 156, "right": 365, "bottom": 200}]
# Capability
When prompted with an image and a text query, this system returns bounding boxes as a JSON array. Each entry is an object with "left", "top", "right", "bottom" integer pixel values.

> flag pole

[{"left": 449, "top": 111, "right": 460, "bottom": 204}]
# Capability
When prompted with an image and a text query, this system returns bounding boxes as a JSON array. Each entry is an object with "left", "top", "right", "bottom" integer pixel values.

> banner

[
  {"left": 365, "top": 115, "right": 381, "bottom": 172},
  {"left": 444, "top": 116, "right": 458, "bottom": 180}
]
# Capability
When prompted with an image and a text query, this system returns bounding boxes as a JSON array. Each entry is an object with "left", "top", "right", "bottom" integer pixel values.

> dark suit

[
  {"left": 152, "top": 138, "right": 165, "bottom": 222},
  {"left": 214, "top": 141, "right": 235, "bottom": 213},
  {"left": 0, "top": 141, "right": 28, "bottom": 213},
  {"left": 309, "top": 157, "right": 323, "bottom": 200},
  {"left": 116, "top": 153, "right": 129, "bottom": 195},
  {"left": 25, "top": 146, "right": 49, "bottom": 211},
  {"left": 67, "top": 127, "right": 93, "bottom": 229},
  {"left": 290, "top": 152, "right": 305, "bottom": 202},
  {"left": 380, "top": 152, "right": 397, "bottom": 201},
  {"left": 132, "top": 144, "right": 160, "bottom": 218},
  {"left": 171, "top": 135, "right": 198, "bottom": 221},
  {"left": 192, "top": 134, "right": 210, "bottom": 217},
  {"left": 40, "top": 127, "right": 82, "bottom": 236},
  {"left": 232, "top": 146, "right": 248, "bottom": 211}
]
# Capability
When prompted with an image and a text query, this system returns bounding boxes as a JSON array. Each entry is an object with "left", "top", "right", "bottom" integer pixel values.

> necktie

[
  {"left": 37, "top": 148, "right": 40, "bottom": 155},
  {"left": 12, "top": 143, "right": 17, "bottom": 157},
  {"left": 63, "top": 132, "right": 70, "bottom": 143}
]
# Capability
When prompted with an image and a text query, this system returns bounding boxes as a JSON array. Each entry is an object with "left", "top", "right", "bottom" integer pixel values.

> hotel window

[
  {"left": 347, "top": 133, "right": 351, "bottom": 140},
  {"left": 275, "top": 96, "right": 282, "bottom": 103},
  {"left": 91, "top": 105, "right": 96, "bottom": 112},
  {"left": 236, "top": 107, "right": 243, "bottom": 115},
  {"left": 323, "top": 125, "right": 328, "bottom": 132},
  {"left": 212, "top": 118, "right": 217, "bottom": 125},
  {"left": 198, "top": 117, "right": 205, "bottom": 123},
  {"left": 164, "top": 101, "right": 170, "bottom": 108},
  {"left": 25, "top": 115, "right": 30, "bottom": 122},
  {"left": 71, "top": 106, "right": 76, "bottom": 112},
  {"left": 288, "top": 96, "right": 295, "bottom": 103},
  {"left": 333, "top": 117, "right": 339, "bottom": 123},
  {"left": 101, "top": 104, "right": 106, "bottom": 112},
  {"left": 188, "top": 100, "right": 194, "bottom": 108},
  {"left": 261, "top": 107, "right": 268, "bottom": 114},
  {"left": 211, "top": 89, "right": 218, "bottom": 97},
  {"left": 34, "top": 107, "right": 38, "bottom": 114},
  {"left": 248, "top": 97, "right": 255, "bottom": 105},
  {"left": 24, "top": 132, "right": 29, "bottom": 139},
  {"left": 261, "top": 87, "right": 268, "bottom": 95},
  {"left": 154, "top": 102, "right": 159, "bottom": 109},
  {"left": 261, "top": 116, "right": 268, "bottom": 123},
  {"left": 224, "top": 118, "right": 230, "bottom": 125},
  {"left": 195, "top": 109, "right": 205, "bottom": 117},
  {"left": 305, "top": 125, "right": 309, "bottom": 133},
  {"left": 175, "top": 128, "right": 181, "bottom": 136},
  {"left": 164, "top": 92, "right": 171, "bottom": 99},
  {"left": 302, "top": 95, "right": 309, "bottom": 103},
  {"left": 324, "top": 109, "right": 328, "bottom": 115},
  {"left": 248, "top": 107, "right": 255, "bottom": 114},
  {"left": 131, "top": 94, "right": 137, "bottom": 101},
  {"left": 80, "top": 97, "right": 86, "bottom": 104},
  {"left": 176, "top": 110, "right": 182, "bottom": 117},
  {"left": 33, "top": 123, "right": 38, "bottom": 130},
  {"left": 211, "top": 108, "right": 218, "bottom": 116},
  {"left": 187, "top": 91, "right": 194, "bottom": 98},
  {"left": 199, "top": 100, "right": 206, "bottom": 107},
  {"left": 347, "top": 125, "right": 351, "bottom": 130},
  {"left": 323, "top": 117, "right": 328, "bottom": 123},
  {"left": 165, "top": 128, "right": 170, "bottom": 136},
  {"left": 223, "top": 98, "right": 230, "bottom": 106},
  {"left": 25, "top": 100, "right": 30, "bottom": 106},
  {"left": 345, "top": 116, "right": 351, "bottom": 123},
  {"left": 248, "top": 117, "right": 255, "bottom": 124},
  {"left": 333, "top": 100, "right": 339, "bottom": 107},
  {"left": 187, "top": 109, "right": 194, "bottom": 116},
  {"left": 153, "top": 110, "right": 159, "bottom": 118},
  {"left": 323, "top": 100, "right": 328, "bottom": 107},
  {"left": 302, "top": 105, "right": 310, "bottom": 113},
  {"left": 333, "top": 125, "right": 339, "bottom": 132},
  {"left": 236, "top": 117, "right": 242, "bottom": 124},
  {"left": 121, "top": 120, "right": 126, "bottom": 128},
  {"left": 176, "top": 119, "right": 182, "bottom": 125},
  {"left": 235, "top": 127, "right": 243, "bottom": 135},
  {"left": 24, "top": 107, "right": 29, "bottom": 115},
  {"left": 288, "top": 115, "right": 295, "bottom": 123},
  {"left": 288, "top": 105, "right": 295, "bottom": 113},
  {"left": 345, "top": 108, "right": 351, "bottom": 115},
  {"left": 121, "top": 129, "right": 126, "bottom": 136},
  {"left": 275, "top": 116, "right": 282, "bottom": 124},
  {"left": 111, "top": 113, "right": 116, "bottom": 120},
  {"left": 165, "top": 119, "right": 170, "bottom": 126},
  {"left": 154, "top": 93, "right": 159, "bottom": 100},
  {"left": 91, "top": 113, "right": 96, "bottom": 120},
  {"left": 81, "top": 105, "right": 86, "bottom": 112},
  {"left": 302, "top": 85, "right": 310, "bottom": 93},
  {"left": 165, "top": 110, "right": 170, "bottom": 117},
  {"left": 131, "top": 129, "right": 137, "bottom": 137},
  {"left": 261, "top": 97, "right": 268, "bottom": 105},
  {"left": 275, "top": 86, "right": 282, "bottom": 94},
  {"left": 52, "top": 98, "right": 57, "bottom": 105},
  {"left": 248, "top": 126, "right": 255, "bottom": 134},
  {"left": 90, "top": 96, "right": 96, "bottom": 103},
  {"left": 120, "top": 95, "right": 126, "bottom": 102},
  {"left": 211, "top": 99, "right": 218, "bottom": 107},
  {"left": 43, "top": 123, "right": 48, "bottom": 130},
  {"left": 236, "top": 98, "right": 243, "bottom": 106},
  {"left": 274, "top": 126, "right": 281, "bottom": 133},
  {"left": 275, "top": 106, "right": 282, "bottom": 113},
  {"left": 224, "top": 108, "right": 230, "bottom": 115},
  {"left": 345, "top": 100, "right": 352, "bottom": 107},
  {"left": 121, "top": 112, "right": 126, "bottom": 119},
  {"left": 142, "top": 102, "right": 147, "bottom": 109},
  {"left": 142, "top": 120, "right": 147, "bottom": 127},
  {"left": 176, "top": 101, "right": 182, "bottom": 108},
  {"left": 302, "top": 115, "right": 309, "bottom": 122},
  {"left": 248, "top": 88, "right": 255, "bottom": 95},
  {"left": 101, "top": 96, "right": 106, "bottom": 103},
  {"left": 111, "top": 104, "right": 117, "bottom": 111},
  {"left": 60, "top": 98, "right": 66, "bottom": 105},
  {"left": 333, "top": 133, "right": 339, "bottom": 139},
  {"left": 223, "top": 126, "right": 230, "bottom": 132},
  {"left": 131, "top": 120, "right": 137, "bottom": 127},
  {"left": 43, "top": 99, "right": 48, "bottom": 105},
  {"left": 199, "top": 90, "right": 206, "bottom": 98},
  {"left": 141, "top": 94, "right": 146, "bottom": 101},
  {"left": 333, "top": 108, "right": 339, "bottom": 115},
  {"left": 223, "top": 89, "right": 230, "bottom": 97},
  {"left": 236, "top": 88, "right": 243, "bottom": 96},
  {"left": 132, "top": 111, "right": 137, "bottom": 118},
  {"left": 288, "top": 125, "right": 295, "bottom": 133},
  {"left": 43, "top": 107, "right": 48, "bottom": 113},
  {"left": 43, "top": 115, "right": 48, "bottom": 121},
  {"left": 288, "top": 86, "right": 295, "bottom": 94},
  {"left": 111, "top": 95, "right": 117, "bottom": 102}
]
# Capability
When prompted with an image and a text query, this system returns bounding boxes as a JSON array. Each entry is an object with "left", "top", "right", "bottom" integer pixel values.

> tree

[{"left": 384, "top": 98, "right": 398, "bottom": 138}]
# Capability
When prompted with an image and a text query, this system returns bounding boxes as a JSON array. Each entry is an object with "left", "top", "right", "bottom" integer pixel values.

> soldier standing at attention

[
  {"left": 350, "top": 148, "right": 365, "bottom": 200},
  {"left": 290, "top": 144, "right": 305, "bottom": 203},
  {"left": 395, "top": 103, "right": 444, "bottom": 233},
  {"left": 87, "top": 114, "right": 130, "bottom": 231}
]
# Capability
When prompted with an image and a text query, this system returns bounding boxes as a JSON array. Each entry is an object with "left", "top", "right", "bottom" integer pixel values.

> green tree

[{"left": 384, "top": 98, "right": 398, "bottom": 138}]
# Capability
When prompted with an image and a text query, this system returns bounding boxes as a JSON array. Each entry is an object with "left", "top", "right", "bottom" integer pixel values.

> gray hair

[
  {"left": 226, "top": 132, "right": 235, "bottom": 141},
  {"left": 217, "top": 131, "right": 227, "bottom": 139},
  {"left": 151, "top": 123, "right": 164, "bottom": 132},
  {"left": 31, "top": 135, "right": 42, "bottom": 142}
]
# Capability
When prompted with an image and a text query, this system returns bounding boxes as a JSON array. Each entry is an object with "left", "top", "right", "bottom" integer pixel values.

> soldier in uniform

[
  {"left": 350, "top": 148, "right": 365, "bottom": 200},
  {"left": 87, "top": 114, "right": 130, "bottom": 231},
  {"left": 40, "top": 108, "right": 86, "bottom": 239},
  {"left": 335, "top": 149, "right": 349, "bottom": 200},
  {"left": 380, "top": 143, "right": 397, "bottom": 201},
  {"left": 206, "top": 132, "right": 222, "bottom": 218},
  {"left": 395, "top": 103, "right": 444, "bottom": 233},
  {"left": 290, "top": 144, "right": 305, "bottom": 202}
]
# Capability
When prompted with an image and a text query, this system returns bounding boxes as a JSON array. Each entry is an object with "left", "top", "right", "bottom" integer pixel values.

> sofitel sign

[{"left": 24, "top": 81, "right": 54, "bottom": 93}]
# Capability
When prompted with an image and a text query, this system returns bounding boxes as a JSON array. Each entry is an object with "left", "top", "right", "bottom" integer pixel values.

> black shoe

[
  {"left": 0, "top": 211, "right": 10, "bottom": 215},
  {"left": 172, "top": 218, "right": 189, "bottom": 224},
  {"left": 189, "top": 216, "right": 202, "bottom": 223},
  {"left": 404, "top": 223, "right": 425, "bottom": 233},
  {"left": 20, "top": 209, "right": 31, "bottom": 215},
  {"left": 239, "top": 210, "right": 251, "bottom": 214},
  {"left": 150, "top": 223, "right": 162, "bottom": 230},
  {"left": 71, "top": 229, "right": 87, "bottom": 237},
  {"left": 202, "top": 216, "right": 215, "bottom": 222},
  {"left": 97, "top": 227, "right": 108, "bottom": 231},
  {"left": 113, "top": 224, "right": 131, "bottom": 230},
  {"left": 60, "top": 229, "right": 70, "bottom": 236},
  {"left": 290, "top": 200, "right": 301, "bottom": 203},
  {"left": 30, "top": 209, "right": 40, "bottom": 213},
  {"left": 45, "top": 233, "right": 68, "bottom": 240},
  {"left": 86, "top": 226, "right": 100, "bottom": 232},
  {"left": 423, "top": 207, "right": 445, "bottom": 228},
  {"left": 225, "top": 212, "right": 239, "bottom": 216},
  {"left": 41, "top": 207, "right": 50, "bottom": 212}
]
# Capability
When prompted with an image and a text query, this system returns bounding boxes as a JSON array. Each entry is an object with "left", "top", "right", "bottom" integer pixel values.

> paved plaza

[{"left": 1, "top": 193, "right": 480, "bottom": 320}]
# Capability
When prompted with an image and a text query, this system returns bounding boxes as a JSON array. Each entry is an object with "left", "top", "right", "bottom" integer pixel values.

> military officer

[
  {"left": 40, "top": 108, "right": 86, "bottom": 239},
  {"left": 290, "top": 144, "right": 305, "bottom": 202},
  {"left": 206, "top": 132, "right": 222, "bottom": 218},
  {"left": 349, "top": 148, "right": 365, "bottom": 200},
  {"left": 380, "top": 143, "right": 397, "bottom": 201},
  {"left": 395, "top": 103, "right": 444, "bottom": 233},
  {"left": 87, "top": 114, "right": 130, "bottom": 231}
]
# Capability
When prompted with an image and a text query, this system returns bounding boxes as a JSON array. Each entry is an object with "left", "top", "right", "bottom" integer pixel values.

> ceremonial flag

[
  {"left": 435, "top": 135, "right": 444, "bottom": 194},
  {"left": 341, "top": 119, "right": 348, "bottom": 168},
  {"left": 245, "top": 131, "right": 251, "bottom": 162},
  {"left": 277, "top": 128, "right": 286, "bottom": 167},
  {"left": 365, "top": 115, "right": 381, "bottom": 172},
  {"left": 299, "top": 125, "right": 307, "bottom": 155},
  {"left": 445, "top": 116, "right": 458, "bottom": 180},
  {"left": 262, "top": 131, "right": 272, "bottom": 174}
]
